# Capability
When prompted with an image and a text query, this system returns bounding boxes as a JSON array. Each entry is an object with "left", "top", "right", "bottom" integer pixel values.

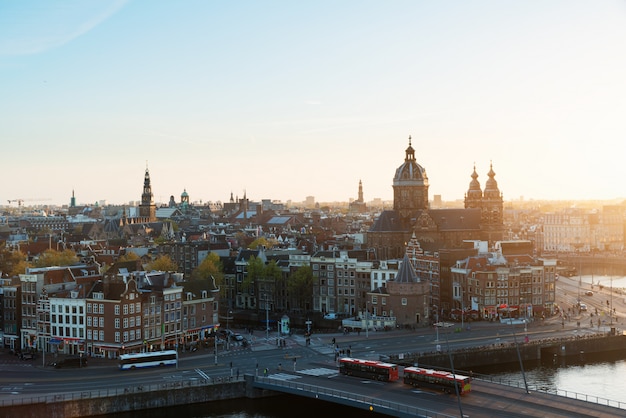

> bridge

[{"left": 252, "top": 371, "right": 625, "bottom": 418}]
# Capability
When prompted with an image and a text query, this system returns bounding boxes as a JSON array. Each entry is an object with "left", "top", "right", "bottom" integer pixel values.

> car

[
  {"left": 323, "top": 313, "right": 337, "bottom": 320},
  {"left": 585, "top": 291, "right": 594, "bottom": 296},
  {"left": 579, "top": 303, "right": 588, "bottom": 311},
  {"left": 231, "top": 333, "right": 244, "bottom": 342}
]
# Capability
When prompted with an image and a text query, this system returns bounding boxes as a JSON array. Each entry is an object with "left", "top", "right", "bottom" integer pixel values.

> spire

[
  {"left": 405, "top": 135, "right": 416, "bottom": 162},
  {"left": 466, "top": 163, "right": 482, "bottom": 198},
  {"left": 484, "top": 161, "right": 500, "bottom": 198}
]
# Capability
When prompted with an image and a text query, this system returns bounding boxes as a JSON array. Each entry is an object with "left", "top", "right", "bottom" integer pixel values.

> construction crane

[{"left": 7, "top": 198, "right": 51, "bottom": 207}]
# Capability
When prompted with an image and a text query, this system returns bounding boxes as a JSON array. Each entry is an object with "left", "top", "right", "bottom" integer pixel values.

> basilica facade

[{"left": 367, "top": 137, "right": 505, "bottom": 260}]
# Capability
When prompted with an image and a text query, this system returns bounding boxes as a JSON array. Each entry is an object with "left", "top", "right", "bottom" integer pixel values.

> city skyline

[{"left": 2, "top": 1, "right": 626, "bottom": 206}]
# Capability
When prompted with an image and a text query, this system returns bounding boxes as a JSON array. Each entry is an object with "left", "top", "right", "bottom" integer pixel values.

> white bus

[{"left": 119, "top": 350, "right": 178, "bottom": 370}]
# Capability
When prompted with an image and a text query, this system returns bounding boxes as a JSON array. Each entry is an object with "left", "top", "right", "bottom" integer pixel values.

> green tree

[
  {"left": 288, "top": 265, "right": 314, "bottom": 312},
  {"left": 243, "top": 255, "right": 264, "bottom": 293},
  {"left": 147, "top": 255, "right": 178, "bottom": 272},
  {"left": 192, "top": 253, "right": 224, "bottom": 285}
]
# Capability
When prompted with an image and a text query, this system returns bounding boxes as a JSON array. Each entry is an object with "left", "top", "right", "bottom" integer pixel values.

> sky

[{"left": 1, "top": 1, "right": 626, "bottom": 207}]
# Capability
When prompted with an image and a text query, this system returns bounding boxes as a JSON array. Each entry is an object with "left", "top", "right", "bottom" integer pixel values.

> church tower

[
  {"left": 393, "top": 136, "right": 429, "bottom": 220},
  {"left": 464, "top": 164, "right": 483, "bottom": 209},
  {"left": 480, "top": 162, "right": 504, "bottom": 242},
  {"left": 139, "top": 166, "right": 157, "bottom": 222}
]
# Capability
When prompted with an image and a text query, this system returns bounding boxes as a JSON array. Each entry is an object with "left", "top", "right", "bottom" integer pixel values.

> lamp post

[
  {"left": 365, "top": 301, "right": 369, "bottom": 339},
  {"left": 434, "top": 305, "right": 439, "bottom": 343},
  {"left": 265, "top": 294, "right": 269, "bottom": 341},
  {"left": 227, "top": 310, "right": 232, "bottom": 351},
  {"left": 214, "top": 327, "right": 218, "bottom": 365},
  {"left": 460, "top": 284, "right": 464, "bottom": 331}
]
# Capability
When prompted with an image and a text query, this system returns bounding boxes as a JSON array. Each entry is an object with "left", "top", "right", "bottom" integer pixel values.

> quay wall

[
  {"left": 390, "top": 334, "right": 626, "bottom": 370},
  {"left": 0, "top": 375, "right": 277, "bottom": 418}
]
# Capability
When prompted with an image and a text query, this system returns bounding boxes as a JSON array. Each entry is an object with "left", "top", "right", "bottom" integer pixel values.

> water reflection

[{"left": 473, "top": 350, "right": 626, "bottom": 404}]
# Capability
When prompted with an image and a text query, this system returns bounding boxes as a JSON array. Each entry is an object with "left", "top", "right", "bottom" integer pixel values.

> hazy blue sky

[{"left": 2, "top": 1, "right": 625, "bottom": 207}]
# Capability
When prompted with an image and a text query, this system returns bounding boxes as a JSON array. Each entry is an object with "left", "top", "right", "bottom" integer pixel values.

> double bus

[
  {"left": 403, "top": 366, "right": 471, "bottom": 395},
  {"left": 338, "top": 357, "right": 399, "bottom": 381},
  {"left": 119, "top": 350, "right": 178, "bottom": 370}
]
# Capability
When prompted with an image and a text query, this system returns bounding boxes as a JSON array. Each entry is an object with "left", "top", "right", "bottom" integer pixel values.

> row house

[
  {"left": 20, "top": 264, "right": 100, "bottom": 353},
  {"left": 181, "top": 285, "right": 220, "bottom": 349},
  {"left": 370, "top": 260, "right": 398, "bottom": 291},
  {"left": 12, "top": 265, "right": 219, "bottom": 360},
  {"left": 2, "top": 283, "right": 20, "bottom": 350},
  {"left": 451, "top": 253, "right": 557, "bottom": 321}
]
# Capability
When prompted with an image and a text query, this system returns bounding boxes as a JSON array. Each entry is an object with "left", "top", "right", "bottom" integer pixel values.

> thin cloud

[{"left": 0, "top": 0, "right": 129, "bottom": 56}]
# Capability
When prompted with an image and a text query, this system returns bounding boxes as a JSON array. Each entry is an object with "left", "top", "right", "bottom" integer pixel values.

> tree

[
  {"left": 0, "top": 244, "right": 29, "bottom": 276},
  {"left": 249, "top": 237, "right": 278, "bottom": 250},
  {"left": 243, "top": 255, "right": 264, "bottom": 293},
  {"left": 34, "top": 249, "right": 79, "bottom": 268},
  {"left": 191, "top": 253, "right": 224, "bottom": 286},
  {"left": 147, "top": 255, "right": 178, "bottom": 272},
  {"left": 288, "top": 265, "right": 314, "bottom": 312},
  {"left": 118, "top": 252, "right": 140, "bottom": 262}
]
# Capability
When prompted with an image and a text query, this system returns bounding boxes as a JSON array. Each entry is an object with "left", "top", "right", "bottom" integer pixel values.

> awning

[{"left": 50, "top": 338, "right": 62, "bottom": 344}]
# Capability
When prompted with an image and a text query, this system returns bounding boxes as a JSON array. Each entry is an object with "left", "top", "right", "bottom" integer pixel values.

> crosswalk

[{"left": 268, "top": 367, "right": 337, "bottom": 381}]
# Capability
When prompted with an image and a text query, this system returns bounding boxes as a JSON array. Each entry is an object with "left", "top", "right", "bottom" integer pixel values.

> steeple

[
  {"left": 483, "top": 161, "right": 501, "bottom": 199},
  {"left": 464, "top": 163, "right": 483, "bottom": 209},
  {"left": 139, "top": 165, "right": 156, "bottom": 222},
  {"left": 358, "top": 180, "right": 364, "bottom": 203}
]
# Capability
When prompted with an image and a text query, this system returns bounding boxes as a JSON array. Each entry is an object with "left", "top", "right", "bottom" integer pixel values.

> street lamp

[
  {"left": 434, "top": 305, "right": 439, "bottom": 343},
  {"left": 227, "top": 310, "right": 232, "bottom": 351},
  {"left": 365, "top": 301, "right": 370, "bottom": 339}
]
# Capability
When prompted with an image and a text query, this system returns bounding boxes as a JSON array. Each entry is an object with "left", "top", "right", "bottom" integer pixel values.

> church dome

[{"left": 393, "top": 136, "right": 429, "bottom": 186}]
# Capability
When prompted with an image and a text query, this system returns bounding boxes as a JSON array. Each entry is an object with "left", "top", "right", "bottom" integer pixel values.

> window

[
  {"left": 401, "top": 298, "right": 407, "bottom": 306},
  {"left": 115, "top": 305, "right": 120, "bottom": 315},
  {"left": 115, "top": 318, "right": 120, "bottom": 329}
]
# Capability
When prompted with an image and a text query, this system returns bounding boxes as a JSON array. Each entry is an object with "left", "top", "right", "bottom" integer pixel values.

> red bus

[
  {"left": 403, "top": 366, "right": 471, "bottom": 395},
  {"left": 338, "top": 357, "right": 399, "bottom": 382}
]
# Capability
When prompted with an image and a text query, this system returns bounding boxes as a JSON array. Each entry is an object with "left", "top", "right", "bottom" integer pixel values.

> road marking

[
  {"left": 269, "top": 373, "right": 300, "bottom": 381},
  {"left": 298, "top": 367, "right": 337, "bottom": 377},
  {"left": 195, "top": 368, "right": 211, "bottom": 381}
]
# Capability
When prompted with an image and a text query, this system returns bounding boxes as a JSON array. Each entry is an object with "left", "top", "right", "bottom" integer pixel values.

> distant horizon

[{"left": 3, "top": 195, "right": 625, "bottom": 210}]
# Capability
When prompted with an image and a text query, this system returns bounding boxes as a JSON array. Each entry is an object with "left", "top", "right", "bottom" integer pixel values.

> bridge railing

[
  {"left": 0, "top": 373, "right": 240, "bottom": 408},
  {"left": 475, "top": 374, "right": 626, "bottom": 410},
  {"left": 254, "top": 375, "right": 457, "bottom": 418}
]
